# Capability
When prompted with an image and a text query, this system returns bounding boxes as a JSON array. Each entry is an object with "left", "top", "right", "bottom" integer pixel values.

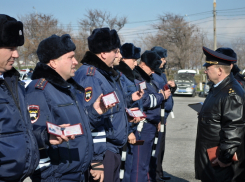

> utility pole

[{"left": 213, "top": 0, "right": 217, "bottom": 50}]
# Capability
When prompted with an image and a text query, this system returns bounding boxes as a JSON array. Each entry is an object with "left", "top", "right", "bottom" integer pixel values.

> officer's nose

[
  {"left": 12, "top": 48, "right": 19, "bottom": 58},
  {"left": 73, "top": 57, "right": 78, "bottom": 65}
]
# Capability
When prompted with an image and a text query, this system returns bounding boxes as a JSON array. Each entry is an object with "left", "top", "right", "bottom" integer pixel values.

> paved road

[
  {"left": 25, "top": 95, "right": 206, "bottom": 182},
  {"left": 161, "top": 95, "right": 205, "bottom": 182}
]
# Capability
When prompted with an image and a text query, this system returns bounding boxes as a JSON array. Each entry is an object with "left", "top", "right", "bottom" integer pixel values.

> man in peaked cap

[
  {"left": 0, "top": 14, "right": 40, "bottom": 181},
  {"left": 194, "top": 46, "right": 245, "bottom": 182},
  {"left": 25, "top": 34, "right": 110, "bottom": 182},
  {"left": 74, "top": 28, "right": 130, "bottom": 182}
]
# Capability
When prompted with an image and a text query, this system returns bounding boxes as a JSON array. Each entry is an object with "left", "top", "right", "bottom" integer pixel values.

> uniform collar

[
  {"left": 32, "top": 62, "right": 84, "bottom": 91},
  {"left": 114, "top": 61, "right": 135, "bottom": 82},
  {"left": 135, "top": 66, "right": 151, "bottom": 83},
  {"left": 212, "top": 74, "right": 233, "bottom": 96},
  {"left": 81, "top": 51, "right": 118, "bottom": 77}
]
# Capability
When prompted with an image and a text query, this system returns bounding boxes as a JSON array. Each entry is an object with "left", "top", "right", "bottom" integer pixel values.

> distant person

[
  {"left": 195, "top": 46, "right": 245, "bottom": 182},
  {"left": 27, "top": 68, "right": 33, "bottom": 78}
]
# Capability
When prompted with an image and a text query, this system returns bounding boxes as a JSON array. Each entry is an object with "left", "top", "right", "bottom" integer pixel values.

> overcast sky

[{"left": 2, "top": 0, "right": 245, "bottom": 46}]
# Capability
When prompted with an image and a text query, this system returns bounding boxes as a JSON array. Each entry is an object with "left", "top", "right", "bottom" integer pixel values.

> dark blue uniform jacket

[
  {"left": 135, "top": 66, "right": 164, "bottom": 124},
  {"left": 25, "top": 63, "right": 96, "bottom": 180},
  {"left": 114, "top": 61, "right": 143, "bottom": 134},
  {"left": 152, "top": 72, "right": 174, "bottom": 120},
  {"left": 74, "top": 51, "right": 128, "bottom": 161},
  {"left": 0, "top": 68, "right": 39, "bottom": 181}
]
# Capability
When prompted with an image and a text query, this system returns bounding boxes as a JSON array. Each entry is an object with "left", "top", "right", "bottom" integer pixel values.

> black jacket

[{"left": 195, "top": 73, "right": 245, "bottom": 182}]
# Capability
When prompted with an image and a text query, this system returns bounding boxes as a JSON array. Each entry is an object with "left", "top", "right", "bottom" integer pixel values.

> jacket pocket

[
  {"left": 0, "top": 98, "right": 9, "bottom": 104},
  {"left": 0, "top": 132, "right": 28, "bottom": 181}
]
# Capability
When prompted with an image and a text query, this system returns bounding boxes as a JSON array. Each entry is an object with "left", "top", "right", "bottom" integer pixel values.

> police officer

[
  {"left": 0, "top": 14, "right": 39, "bottom": 182},
  {"left": 114, "top": 43, "right": 143, "bottom": 181},
  {"left": 149, "top": 46, "right": 176, "bottom": 181},
  {"left": 25, "top": 34, "right": 107, "bottom": 182},
  {"left": 74, "top": 27, "right": 131, "bottom": 182},
  {"left": 130, "top": 51, "right": 169, "bottom": 182},
  {"left": 195, "top": 46, "right": 245, "bottom": 181}
]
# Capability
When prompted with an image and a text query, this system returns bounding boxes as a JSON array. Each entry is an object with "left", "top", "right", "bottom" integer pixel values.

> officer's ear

[
  {"left": 100, "top": 52, "right": 107, "bottom": 60},
  {"left": 48, "top": 59, "right": 58, "bottom": 69}
]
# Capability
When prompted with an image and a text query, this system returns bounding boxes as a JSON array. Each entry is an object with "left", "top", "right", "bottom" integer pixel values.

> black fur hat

[
  {"left": 120, "top": 43, "right": 141, "bottom": 59},
  {"left": 151, "top": 46, "right": 167, "bottom": 58},
  {"left": 0, "top": 14, "right": 24, "bottom": 47},
  {"left": 88, "top": 27, "right": 121, "bottom": 53},
  {"left": 37, "top": 34, "right": 76, "bottom": 63},
  {"left": 215, "top": 47, "right": 237, "bottom": 63},
  {"left": 141, "top": 50, "right": 162, "bottom": 70}
]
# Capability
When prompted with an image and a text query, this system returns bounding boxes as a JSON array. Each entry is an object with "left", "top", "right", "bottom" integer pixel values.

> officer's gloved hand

[
  {"left": 49, "top": 124, "right": 75, "bottom": 145},
  {"left": 93, "top": 94, "right": 116, "bottom": 115}
]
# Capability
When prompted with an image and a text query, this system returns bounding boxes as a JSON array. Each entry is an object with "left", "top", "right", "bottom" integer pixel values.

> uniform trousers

[
  {"left": 130, "top": 122, "right": 156, "bottom": 182},
  {"left": 149, "top": 123, "right": 167, "bottom": 181},
  {"left": 103, "top": 150, "right": 121, "bottom": 182},
  {"left": 31, "top": 170, "right": 84, "bottom": 182},
  {"left": 121, "top": 142, "right": 134, "bottom": 182}
]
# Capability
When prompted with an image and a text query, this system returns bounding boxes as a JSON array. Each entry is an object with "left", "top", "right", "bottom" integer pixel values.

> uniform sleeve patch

[
  {"left": 28, "top": 105, "right": 40, "bottom": 123},
  {"left": 85, "top": 87, "right": 93, "bottom": 102}
]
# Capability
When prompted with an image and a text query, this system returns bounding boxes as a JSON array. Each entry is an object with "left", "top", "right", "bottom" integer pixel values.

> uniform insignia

[
  {"left": 85, "top": 87, "right": 93, "bottom": 102},
  {"left": 229, "top": 88, "right": 235, "bottom": 94},
  {"left": 28, "top": 105, "right": 40, "bottom": 123},
  {"left": 86, "top": 66, "right": 96, "bottom": 76},
  {"left": 35, "top": 78, "right": 48, "bottom": 90}
]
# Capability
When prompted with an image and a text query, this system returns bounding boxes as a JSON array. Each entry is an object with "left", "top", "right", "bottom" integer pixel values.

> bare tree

[
  {"left": 78, "top": 9, "right": 127, "bottom": 34},
  {"left": 142, "top": 13, "right": 207, "bottom": 74},
  {"left": 231, "top": 38, "right": 245, "bottom": 70},
  {"left": 18, "top": 13, "right": 69, "bottom": 66}
]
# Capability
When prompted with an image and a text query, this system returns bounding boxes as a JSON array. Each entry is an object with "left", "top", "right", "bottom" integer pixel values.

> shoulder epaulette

[
  {"left": 35, "top": 78, "right": 48, "bottom": 90},
  {"left": 86, "top": 66, "right": 96, "bottom": 76},
  {"left": 228, "top": 88, "right": 235, "bottom": 95}
]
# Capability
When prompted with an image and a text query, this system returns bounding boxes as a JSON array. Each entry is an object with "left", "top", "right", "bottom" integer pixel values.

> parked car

[{"left": 174, "top": 73, "right": 197, "bottom": 97}]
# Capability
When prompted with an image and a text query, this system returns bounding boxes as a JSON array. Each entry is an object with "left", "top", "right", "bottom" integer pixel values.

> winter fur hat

[
  {"left": 0, "top": 14, "right": 24, "bottom": 47},
  {"left": 141, "top": 50, "right": 162, "bottom": 70},
  {"left": 120, "top": 43, "right": 141, "bottom": 59},
  {"left": 88, "top": 27, "right": 121, "bottom": 54},
  {"left": 215, "top": 47, "right": 237, "bottom": 63},
  {"left": 37, "top": 34, "right": 76, "bottom": 63},
  {"left": 151, "top": 46, "right": 167, "bottom": 58}
]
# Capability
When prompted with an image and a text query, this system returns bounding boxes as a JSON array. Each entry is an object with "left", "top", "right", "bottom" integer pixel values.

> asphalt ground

[{"left": 25, "top": 95, "right": 206, "bottom": 182}]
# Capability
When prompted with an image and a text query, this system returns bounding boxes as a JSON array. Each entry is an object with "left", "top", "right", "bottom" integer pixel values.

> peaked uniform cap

[{"left": 203, "top": 46, "right": 236, "bottom": 67}]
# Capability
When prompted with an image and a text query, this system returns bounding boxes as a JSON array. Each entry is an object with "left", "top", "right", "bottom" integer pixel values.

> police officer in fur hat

[
  {"left": 74, "top": 28, "right": 132, "bottom": 182},
  {"left": 195, "top": 46, "right": 245, "bottom": 182},
  {"left": 149, "top": 46, "right": 175, "bottom": 181},
  {"left": 0, "top": 14, "right": 40, "bottom": 181},
  {"left": 130, "top": 51, "right": 167, "bottom": 182},
  {"left": 25, "top": 34, "right": 110, "bottom": 182}
]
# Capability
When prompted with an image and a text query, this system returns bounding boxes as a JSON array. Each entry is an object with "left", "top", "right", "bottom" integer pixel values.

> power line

[{"left": 217, "top": 7, "right": 245, "bottom": 12}]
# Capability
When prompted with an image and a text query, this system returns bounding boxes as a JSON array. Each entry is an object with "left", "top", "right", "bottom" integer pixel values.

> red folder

[{"left": 207, "top": 146, "right": 238, "bottom": 167}]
